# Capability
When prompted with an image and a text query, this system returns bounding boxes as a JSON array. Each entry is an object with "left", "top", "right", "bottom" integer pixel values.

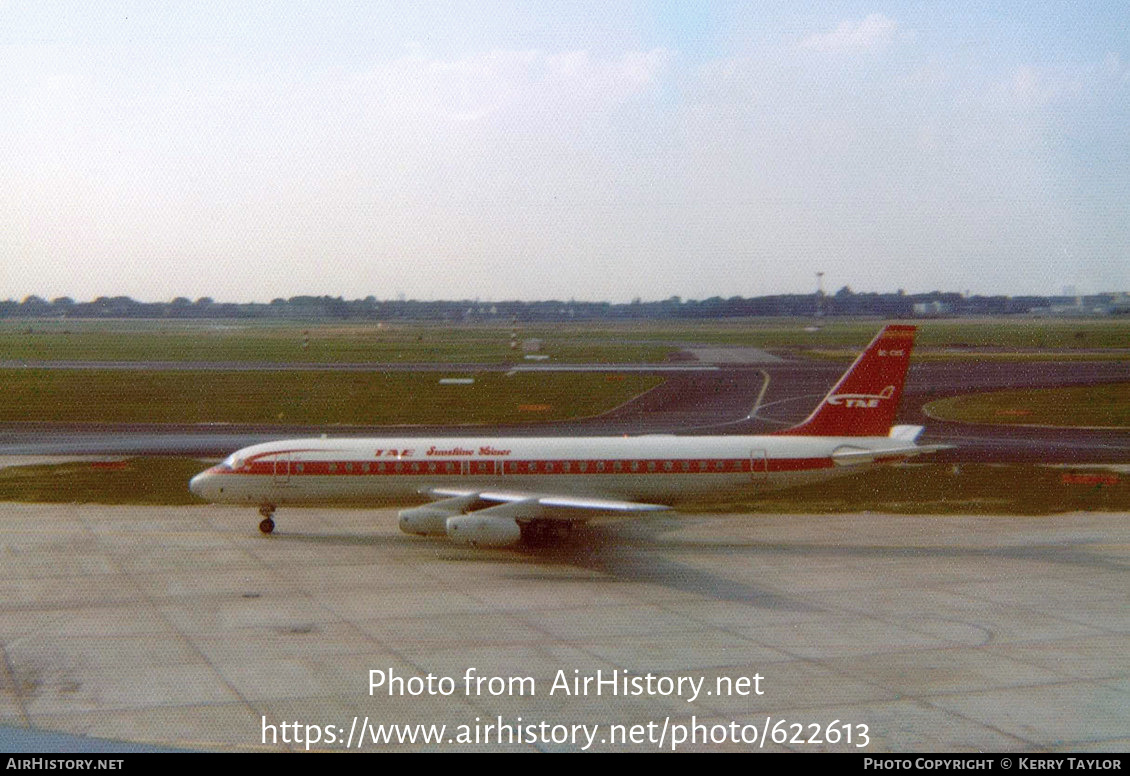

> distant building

[
  {"left": 1030, "top": 292, "right": 1129, "bottom": 317},
  {"left": 913, "top": 301, "right": 952, "bottom": 317}
]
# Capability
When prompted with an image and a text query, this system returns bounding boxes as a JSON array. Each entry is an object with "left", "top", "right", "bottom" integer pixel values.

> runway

[{"left": 0, "top": 504, "right": 1126, "bottom": 751}]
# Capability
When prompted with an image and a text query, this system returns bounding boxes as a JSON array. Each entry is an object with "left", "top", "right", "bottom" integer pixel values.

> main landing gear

[
  {"left": 519, "top": 519, "right": 573, "bottom": 547},
  {"left": 258, "top": 504, "right": 276, "bottom": 534}
]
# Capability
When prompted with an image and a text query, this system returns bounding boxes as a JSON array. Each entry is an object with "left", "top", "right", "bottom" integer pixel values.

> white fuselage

[
  {"left": 187, "top": 325, "right": 936, "bottom": 547},
  {"left": 188, "top": 433, "right": 901, "bottom": 508}
]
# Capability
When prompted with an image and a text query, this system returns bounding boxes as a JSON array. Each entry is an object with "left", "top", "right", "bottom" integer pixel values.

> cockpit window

[{"left": 221, "top": 454, "right": 244, "bottom": 470}]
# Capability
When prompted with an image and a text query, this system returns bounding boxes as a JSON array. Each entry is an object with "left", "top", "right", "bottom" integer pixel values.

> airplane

[{"left": 189, "top": 325, "right": 947, "bottom": 547}]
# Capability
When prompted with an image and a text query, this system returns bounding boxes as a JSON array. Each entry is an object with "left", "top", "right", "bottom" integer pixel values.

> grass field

[
  {"left": 3, "top": 318, "right": 1127, "bottom": 364},
  {"left": 520, "top": 318, "right": 1130, "bottom": 351},
  {"left": 0, "top": 321, "right": 671, "bottom": 364},
  {"left": 0, "top": 458, "right": 205, "bottom": 505},
  {"left": 923, "top": 383, "right": 1130, "bottom": 428},
  {"left": 0, "top": 370, "right": 662, "bottom": 425},
  {"left": 0, "top": 459, "right": 1123, "bottom": 513}
]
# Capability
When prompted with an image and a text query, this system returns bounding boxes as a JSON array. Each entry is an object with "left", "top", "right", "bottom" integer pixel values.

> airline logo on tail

[
  {"left": 826, "top": 385, "right": 896, "bottom": 408},
  {"left": 777, "top": 325, "right": 916, "bottom": 437}
]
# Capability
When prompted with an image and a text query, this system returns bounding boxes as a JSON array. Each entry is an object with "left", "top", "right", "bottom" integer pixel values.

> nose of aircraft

[{"left": 189, "top": 470, "right": 210, "bottom": 499}]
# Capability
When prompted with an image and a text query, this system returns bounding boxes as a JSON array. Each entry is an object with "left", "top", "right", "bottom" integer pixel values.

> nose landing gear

[{"left": 258, "top": 504, "right": 276, "bottom": 534}]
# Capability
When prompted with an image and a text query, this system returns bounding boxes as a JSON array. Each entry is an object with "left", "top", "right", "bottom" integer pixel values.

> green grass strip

[
  {"left": 0, "top": 325, "right": 671, "bottom": 364},
  {"left": 924, "top": 383, "right": 1130, "bottom": 428},
  {"left": 0, "top": 458, "right": 206, "bottom": 505},
  {"left": 0, "top": 370, "right": 662, "bottom": 426},
  {"left": 3, "top": 319, "right": 1127, "bottom": 363}
]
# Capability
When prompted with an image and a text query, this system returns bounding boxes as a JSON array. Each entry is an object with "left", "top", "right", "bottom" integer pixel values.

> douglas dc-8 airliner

[{"left": 190, "top": 325, "right": 946, "bottom": 547}]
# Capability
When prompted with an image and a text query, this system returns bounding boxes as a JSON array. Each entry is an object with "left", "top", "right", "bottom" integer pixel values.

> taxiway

[{"left": 0, "top": 504, "right": 1127, "bottom": 751}]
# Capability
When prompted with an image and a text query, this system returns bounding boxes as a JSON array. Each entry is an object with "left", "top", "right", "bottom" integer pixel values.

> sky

[{"left": 1, "top": 1, "right": 1128, "bottom": 303}]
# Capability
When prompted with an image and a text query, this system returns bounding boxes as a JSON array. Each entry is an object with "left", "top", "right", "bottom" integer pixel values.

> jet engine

[
  {"left": 445, "top": 514, "right": 522, "bottom": 548},
  {"left": 398, "top": 506, "right": 454, "bottom": 536},
  {"left": 398, "top": 494, "right": 478, "bottom": 536}
]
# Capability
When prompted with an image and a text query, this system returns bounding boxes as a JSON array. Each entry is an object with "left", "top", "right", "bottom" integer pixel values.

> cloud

[
  {"left": 1102, "top": 52, "right": 1130, "bottom": 83},
  {"left": 351, "top": 47, "right": 673, "bottom": 127},
  {"left": 1005, "top": 65, "right": 1073, "bottom": 108},
  {"left": 799, "top": 14, "right": 898, "bottom": 53}
]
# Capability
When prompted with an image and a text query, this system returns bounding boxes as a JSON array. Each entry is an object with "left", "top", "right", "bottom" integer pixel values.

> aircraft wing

[
  {"left": 424, "top": 487, "right": 672, "bottom": 514},
  {"left": 831, "top": 444, "right": 953, "bottom": 465}
]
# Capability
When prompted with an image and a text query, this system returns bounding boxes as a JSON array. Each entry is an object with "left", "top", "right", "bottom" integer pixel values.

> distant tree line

[{"left": 0, "top": 290, "right": 1122, "bottom": 321}]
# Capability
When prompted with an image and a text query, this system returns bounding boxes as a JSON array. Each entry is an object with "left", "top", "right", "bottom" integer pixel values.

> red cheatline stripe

[{"left": 230, "top": 457, "right": 834, "bottom": 476}]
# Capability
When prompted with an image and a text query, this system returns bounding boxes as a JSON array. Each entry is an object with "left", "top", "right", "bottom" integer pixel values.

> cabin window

[
  {"left": 664, "top": 461, "right": 674, "bottom": 471},
  {"left": 328, "top": 463, "right": 336, "bottom": 473}
]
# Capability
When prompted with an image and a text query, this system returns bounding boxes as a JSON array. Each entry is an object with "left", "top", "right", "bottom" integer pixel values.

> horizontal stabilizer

[
  {"left": 889, "top": 425, "right": 925, "bottom": 442},
  {"left": 832, "top": 444, "right": 953, "bottom": 465}
]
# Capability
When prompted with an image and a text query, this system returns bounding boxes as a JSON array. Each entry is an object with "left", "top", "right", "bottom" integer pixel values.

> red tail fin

[{"left": 780, "top": 325, "right": 916, "bottom": 437}]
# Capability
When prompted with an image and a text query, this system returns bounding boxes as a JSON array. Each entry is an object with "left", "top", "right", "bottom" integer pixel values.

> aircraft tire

[{"left": 520, "top": 520, "right": 569, "bottom": 547}]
